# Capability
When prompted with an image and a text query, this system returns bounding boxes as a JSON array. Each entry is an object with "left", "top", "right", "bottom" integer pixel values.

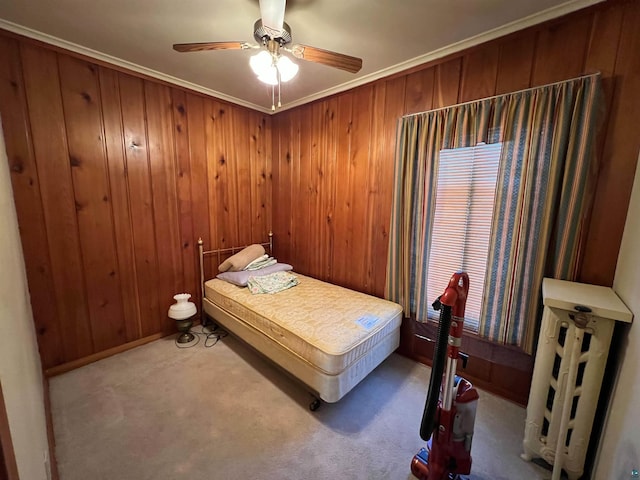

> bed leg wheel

[{"left": 309, "top": 398, "right": 321, "bottom": 411}]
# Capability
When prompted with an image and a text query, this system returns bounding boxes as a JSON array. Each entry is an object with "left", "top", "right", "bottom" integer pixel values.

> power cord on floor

[
  {"left": 203, "top": 324, "right": 228, "bottom": 347},
  {"left": 174, "top": 324, "right": 228, "bottom": 349}
]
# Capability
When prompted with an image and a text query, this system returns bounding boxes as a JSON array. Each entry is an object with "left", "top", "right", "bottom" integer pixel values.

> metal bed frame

[{"left": 197, "top": 232, "right": 273, "bottom": 325}]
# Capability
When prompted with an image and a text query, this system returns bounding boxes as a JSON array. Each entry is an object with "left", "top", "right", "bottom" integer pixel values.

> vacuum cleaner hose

[{"left": 419, "top": 303, "right": 452, "bottom": 441}]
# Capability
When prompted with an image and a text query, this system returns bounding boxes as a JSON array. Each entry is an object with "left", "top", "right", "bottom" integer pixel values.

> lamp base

[
  {"left": 174, "top": 316, "right": 195, "bottom": 344},
  {"left": 177, "top": 331, "right": 195, "bottom": 344}
]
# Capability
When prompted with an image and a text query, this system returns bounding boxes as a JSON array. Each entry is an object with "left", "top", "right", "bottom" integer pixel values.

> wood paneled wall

[
  {"left": 0, "top": 35, "right": 272, "bottom": 369},
  {"left": 1, "top": 1, "right": 639, "bottom": 373},
  {"left": 272, "top": 0, "right": 640, "bottom": 299}
]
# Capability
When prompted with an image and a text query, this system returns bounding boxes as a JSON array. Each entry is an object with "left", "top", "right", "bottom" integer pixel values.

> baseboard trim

[
  {"left": 42, "top": 376, "right": 59, "bottom": 480},
  {"left": 44, "top": 332, "right": 169, "bottom": 377}
]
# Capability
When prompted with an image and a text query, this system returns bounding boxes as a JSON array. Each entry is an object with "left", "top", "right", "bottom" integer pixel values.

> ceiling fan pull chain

[
  {"left": 278, "top": 69, "right": 282, "bottom": 108},
  {"left": 271, "top": 84, "right": 276, "bottom": 111}
]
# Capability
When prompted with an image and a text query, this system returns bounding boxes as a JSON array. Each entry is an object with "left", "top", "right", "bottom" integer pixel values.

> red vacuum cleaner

[{"left": 411, "top": 272, "right": 479, "bottom": 480}]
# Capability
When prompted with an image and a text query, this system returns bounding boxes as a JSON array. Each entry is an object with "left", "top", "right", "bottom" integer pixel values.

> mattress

[{"left": 204, "top": 274, "right": 403, "bottom": 376}]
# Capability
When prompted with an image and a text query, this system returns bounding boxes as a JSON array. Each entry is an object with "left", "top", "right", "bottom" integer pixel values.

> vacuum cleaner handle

[
  {"left": 419, "top": 302, "right": 452, "bottom": 440},
  {"left": 418, "top": 272, "right": 469, "bottom": 441}
]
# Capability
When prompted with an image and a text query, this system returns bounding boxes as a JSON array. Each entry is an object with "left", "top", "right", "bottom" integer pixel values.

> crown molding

[
  {"left": 276, "top": 0, "right": 604, "bottom": 113},
  {"left": 0, "top": 19, "right": 273, "bottom": 114},
  {"left": 0, "top": 0, "right": 603, "bottom": 115}
]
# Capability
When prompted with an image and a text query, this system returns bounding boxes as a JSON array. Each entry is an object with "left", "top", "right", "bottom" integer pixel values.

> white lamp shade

[
  {"left": 250, "top": 51, "right": 273, "bottom": 76},
  {"left": 277, "top": 55, "right": 299, "bottom": 83},
  {"left": 250, "top": 50, "right": 299, "bottom": 86},
  {"left": 257, "top": 66, "right": 278, "bottom": 86}
]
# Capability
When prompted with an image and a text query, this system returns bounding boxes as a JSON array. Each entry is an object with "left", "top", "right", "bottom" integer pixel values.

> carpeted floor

[{"left": 50, "top": 332, "right": 552, "bottom": 480}]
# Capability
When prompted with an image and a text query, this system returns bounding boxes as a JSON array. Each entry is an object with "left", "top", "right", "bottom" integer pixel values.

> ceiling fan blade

[
  {"left": 173, "top": 42, "right": 248, "bottom": 53},
  {"left": 259, "top": 0, "right": 286, "bottom": 37},
  {"left": 290, "top": 45, "right": 363, "bottom": 74}
]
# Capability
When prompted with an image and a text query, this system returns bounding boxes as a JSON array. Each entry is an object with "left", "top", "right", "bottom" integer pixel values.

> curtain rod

[{"left": 401, "top": 71, "right": 601, "bottom": 119}]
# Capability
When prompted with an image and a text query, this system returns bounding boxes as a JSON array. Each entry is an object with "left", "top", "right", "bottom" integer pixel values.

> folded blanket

[
  {"left": 244, "top": 254, "right": 269, "bottom": 270},
  {"left": 247, "top": 272, "right": 299, "bottom": 294},
  {"left": 244, "top": 255, "right": 277, "bottom": 271},
  {"left": 216, "top": 263, "right": 293, "bottom": 287}
]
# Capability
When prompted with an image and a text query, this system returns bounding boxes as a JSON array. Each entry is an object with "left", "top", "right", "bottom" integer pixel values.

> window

[{"left": 426, "top": 143, "right": 501, "bottom": 331}]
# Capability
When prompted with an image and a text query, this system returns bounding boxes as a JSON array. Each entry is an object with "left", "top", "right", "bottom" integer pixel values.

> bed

[{"left": 198, "top": 235, "right": 403, "bottom": 409}]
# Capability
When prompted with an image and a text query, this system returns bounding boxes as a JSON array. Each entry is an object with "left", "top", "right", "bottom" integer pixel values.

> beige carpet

[{"left": 50, "top": 333, "right": 552, "bottom": 480}]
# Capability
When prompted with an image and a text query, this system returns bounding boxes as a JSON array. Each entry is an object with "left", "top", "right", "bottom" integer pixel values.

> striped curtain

[
  {"left": 386, "top": 74, "right": 602, "bottom": 353},
  {"left": 481, "top": 76, "right": 602, "bottom": 352}
]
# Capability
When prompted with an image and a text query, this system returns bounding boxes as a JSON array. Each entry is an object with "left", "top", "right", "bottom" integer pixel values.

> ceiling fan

[{"left": 173, "top": 0, "right": 363, "bottom": 109}]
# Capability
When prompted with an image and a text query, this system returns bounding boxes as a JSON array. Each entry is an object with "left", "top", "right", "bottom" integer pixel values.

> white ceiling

[{"left": 0, "top": 0, "right": 602, "bottom": 114}]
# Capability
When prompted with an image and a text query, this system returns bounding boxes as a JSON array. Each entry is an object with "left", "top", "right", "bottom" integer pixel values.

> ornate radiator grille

[{"left": 522, "top": 279, "right": 631, "bottom": 480}]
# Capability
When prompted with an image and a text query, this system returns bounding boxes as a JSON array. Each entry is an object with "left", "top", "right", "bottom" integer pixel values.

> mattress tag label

[{"left": 356, "top": 314, "right": 380, "bottom": 330}]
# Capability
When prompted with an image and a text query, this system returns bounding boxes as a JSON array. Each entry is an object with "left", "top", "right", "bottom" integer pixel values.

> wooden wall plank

[
  {"left": 263, "top": 113, "right": 273, "bottom": 237},
  {"left": 346, "top": 86, "right": 373, "bottom": 291},
  {"left": 309, "top": 98, "right": 337, "bottom": 280},
  {"left": 403, "top": 68, "right": 435, "bottom": 115},
  {"left": 583, "top": 6, "right": 622, "bottom": 81},
  {"left": 364, "top": 82, "right": 387, "bottom": 293},
  {"left": 309, "top": 101, "right": 326, "bottom": 278},
  {"left": 0, "top": 37, "right": 63, "bottom": 368},
  {"left": 433, "top": 57, "right": 462, "bottom": 108},
  {"left": 233, "top": 106, "right": 252, "bottom": 244},
  {"left": 576, "top": 6, "right": 624, "bottom": 285},
  {"left": 208, "top": 100, "right": 233, "bottom": 250},
  {"left": 118, "top": 73, "right": 161, "bottom": 337},
  {"left": 582, "top": 3, "right": 623, "bottom": 130},
  {"left": 272, "top": 113, "right": 292, "bottom": 263},
  {"left": 58, "top": 55, "right": 127, "bottom": 351},
  {"left": 222, "top": 104, "right": 240, "bottom": 248},
  {"left": 249, "top": 113, "right": 268, "bottom": 243},
  {"left": 331, "top": 93, "right": 354, "bottom": 287},
  {"left": 372, "top": 77, "right": 405, "bottom": 297},
  {"left": 186, "top": 93, "right": 211, "bottom": 284},
  {"left": 580, "top": 0, "right": 640, "bottom": 285},
  {"left": 321, "top": 98, "right": 338, "bottom": 281},
  {"left": 20, "top": 44, "right": 93, "bottom": 362},
  {"left": 292, "top": 108, "right": 310, "bottom": 274},
  {"left": 308, "top": 102, "right": 321, "bottom": 277},
  {"left": 531, "top": 12, "right": 592, "bottom": 85},
  {"left": 187, "top": 94, "right": 211, "bottom": 284},
  {"left": 495, "top": 31, "right": 535, "bottom": 94},
  {"left": 459, "top": 47, "right": 499, "bottom": 102},
  {"left": 98, "top": 67, "right": 141, "bottom": 342},
  {"left": 171, "top": 88, "right": 198, "bottom": 308},
  {"left": 144, "top": 81, "right": 182, "bottom": 329}
]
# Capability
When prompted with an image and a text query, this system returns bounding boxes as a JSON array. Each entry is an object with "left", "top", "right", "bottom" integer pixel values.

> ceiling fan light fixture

[
  {"left": 276, "top": 55, "right": 298, "bottom": 82},
  {"left": 250, "top": 50, "right": 298, "bottom": 85},
  {"left": 174, "top": 0, "right": 363, "bottom": 110},
  {"left": 257, "top": 66, "right": 279, "bottom": 86},
  {"left": 249, "top": 50, "right": 273, "bottom": 76}
]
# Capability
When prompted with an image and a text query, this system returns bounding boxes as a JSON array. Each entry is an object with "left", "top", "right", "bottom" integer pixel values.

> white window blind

[{"left": 426, "top": 142, "right": 501, "bottom": 332}]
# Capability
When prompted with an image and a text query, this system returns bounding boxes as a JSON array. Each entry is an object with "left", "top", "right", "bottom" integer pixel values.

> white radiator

[{"left": 522, "top": 278, "right": 632, "bottom": 480}]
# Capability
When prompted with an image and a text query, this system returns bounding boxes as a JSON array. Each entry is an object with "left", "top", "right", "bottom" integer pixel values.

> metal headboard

[{"left": 197, "top": 232, "right": 273, "bottom": 325}]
